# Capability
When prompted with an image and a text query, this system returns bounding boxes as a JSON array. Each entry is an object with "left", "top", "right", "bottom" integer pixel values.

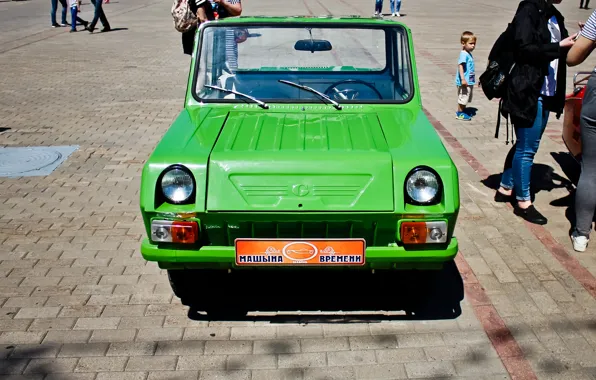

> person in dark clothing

[
  {"left": 494, "top": 0, "right": 577, "bottom": 225},
  {"left": 50, "top": 0, "right": 69, "bottom": 27},
  {"left": 86, "top": 0, "right": 110, "bottom": 33},
  {"left": 182, "top": 0, "right": 215, "bottom": 55},
  {"left": 581, "top": 0, "right": 590, "bottom": 9}
]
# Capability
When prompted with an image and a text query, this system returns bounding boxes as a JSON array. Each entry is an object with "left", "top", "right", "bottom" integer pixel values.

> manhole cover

[{"left": 0, "top": 146, "right": 79, "bottom": 177}]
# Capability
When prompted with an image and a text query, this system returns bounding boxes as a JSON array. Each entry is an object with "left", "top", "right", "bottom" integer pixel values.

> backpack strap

[
  {"left": 509, "top": 116, "right": 515, "bottom": 145},
  {"left": 494, "top": 98, "right": 513, "bottom": 145},
  {"left": 495, "top": 98, "right": 502, "bottom": 139}
]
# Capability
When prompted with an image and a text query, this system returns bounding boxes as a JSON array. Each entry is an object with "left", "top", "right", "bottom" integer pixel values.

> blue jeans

[
  {"left": 500, "top": 97, "right": 550, "bottom": 201},
  {"left": 71, "top": 6, "right": 86, "bottom": 30},
  {"left": 391, "top": 0, "right": 402, "bottom": 13},
  {"left": 50, "top": 0, "right": 67, "bottom": 25},
  {"left": 375, "top": 0, "right": 383, "bottom": 13},
  {"left": 89, "top": 0, "right": 110, "bottom": 29}
]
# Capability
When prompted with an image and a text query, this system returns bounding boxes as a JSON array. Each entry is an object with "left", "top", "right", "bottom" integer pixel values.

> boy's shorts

[{"left": 457, "top": 86, "right": 473, "bottom": 106}]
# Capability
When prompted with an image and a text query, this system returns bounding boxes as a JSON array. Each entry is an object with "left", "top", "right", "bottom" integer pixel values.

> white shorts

[{"left": 457, "top": 86, "right": 473, "bottom": 106}]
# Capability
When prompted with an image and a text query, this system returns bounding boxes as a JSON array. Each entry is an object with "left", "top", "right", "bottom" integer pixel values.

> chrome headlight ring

[
  {"left": 404, "top": 167, "right": 442, "bottom": 205},
  {"left": 159, "top": 165, "right": 196, "bottom": 205}
]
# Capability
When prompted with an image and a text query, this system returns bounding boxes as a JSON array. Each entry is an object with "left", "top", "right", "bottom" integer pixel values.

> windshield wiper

[
  {"left": 204, "top": 85, "right": 269, "bottom": 109},
  {"left": 278, "top": 80, "right": 342, "bottom": 110}
]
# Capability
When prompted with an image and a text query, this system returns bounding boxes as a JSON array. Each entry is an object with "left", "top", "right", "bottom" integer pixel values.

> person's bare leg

[{"left": 497, "top": 186, "right": 512, "bottom": 196}]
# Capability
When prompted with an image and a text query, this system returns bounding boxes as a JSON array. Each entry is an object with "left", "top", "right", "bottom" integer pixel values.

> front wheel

[
  {"left": 167, "top": 270, "right": 193, "bottom": 303},
  {"left": 167, "top": 270, "right": 248, "bottom": 319}
]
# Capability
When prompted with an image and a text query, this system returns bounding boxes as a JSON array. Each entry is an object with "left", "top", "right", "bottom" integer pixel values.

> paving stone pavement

[{"left": 2, "top": 0, "right": 596, "bottom": 379}]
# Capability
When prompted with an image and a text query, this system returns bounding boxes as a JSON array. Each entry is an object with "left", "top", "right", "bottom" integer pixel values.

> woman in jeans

[
  {"left": 567, "top": 11, "right": 596, "bottom": 251},
  {"left": 494, "top": 0, "right": 576, "bottom": 225}
]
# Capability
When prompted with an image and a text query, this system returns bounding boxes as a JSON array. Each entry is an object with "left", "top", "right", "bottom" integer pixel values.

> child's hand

[{"left": 461, "top": 80, "right": 468, "bottom": 87}]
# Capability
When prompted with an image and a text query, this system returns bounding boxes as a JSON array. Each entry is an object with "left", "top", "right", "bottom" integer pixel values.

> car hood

[{"left": 206, "top": 111, "right": 395, "bottom": 211}]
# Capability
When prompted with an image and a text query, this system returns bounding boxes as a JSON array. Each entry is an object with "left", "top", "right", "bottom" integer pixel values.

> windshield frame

[{"left": 190, "top": 21, "right": 415, "bottom": 106}]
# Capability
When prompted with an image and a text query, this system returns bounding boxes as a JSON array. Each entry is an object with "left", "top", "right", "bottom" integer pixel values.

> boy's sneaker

[
  {"left": 51, "top": 23, "right": 61, "bottom": 28},
  {"left": 60, "top": 21, "right": 70, "bottom": 27},
  {"left": 395, "top": 12, "right": 401, "bottom": 17},
  {"left": 455, "top": 112, "right": 471, "bottom": 121},
  {"left": 571, "top": 231, "right": 589, "bottom": 252}
]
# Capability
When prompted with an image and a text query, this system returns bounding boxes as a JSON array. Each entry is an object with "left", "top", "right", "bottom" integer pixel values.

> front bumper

[{"left": 141, "top": 238, "right": 458, "bottom": 270}]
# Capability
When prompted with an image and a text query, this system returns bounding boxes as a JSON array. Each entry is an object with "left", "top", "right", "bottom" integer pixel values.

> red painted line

[
  {"left": 424, "top": 109, "right": 491, "bottom": 178},
  {"left": 455, "top": 254, "right": 537, "bottom": 380},
  {"left": 524, "top": 222, "right": 596, "bottom": 296},
  {"left": 424, "top": 106, "right": 596, "bottom": 301},
  {"left": 296, "top": 3, "right": 564, "bottom": 377},
  {"left": 302, "top": 0, "right": 316, "bottom": 16}
]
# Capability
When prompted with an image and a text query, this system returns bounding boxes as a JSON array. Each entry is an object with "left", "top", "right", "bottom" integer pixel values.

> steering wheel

[{"left": 324, "top": 79, "right": 383, "bottom": 101}]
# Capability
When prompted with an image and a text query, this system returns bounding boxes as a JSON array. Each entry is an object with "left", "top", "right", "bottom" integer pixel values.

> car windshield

[{"left": 194, "top": 23, "right": 413, "bottom": 104}]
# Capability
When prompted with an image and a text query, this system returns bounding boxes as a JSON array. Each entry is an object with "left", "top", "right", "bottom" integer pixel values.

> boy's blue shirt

[{"left": 455, "top": 50, "right": 475, "bottom": 86}]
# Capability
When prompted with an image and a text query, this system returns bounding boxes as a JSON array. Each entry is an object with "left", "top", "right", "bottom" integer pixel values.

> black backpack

[
  {"left": 480, "top": 22, "right": 516, "bottom": 100},
  {"left": 480, "top": 21, "right": 517, "bottom": 144}
]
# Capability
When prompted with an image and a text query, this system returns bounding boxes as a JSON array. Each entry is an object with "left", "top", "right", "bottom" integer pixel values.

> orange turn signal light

[
  {"left": 171, "top": 221, "right": 198, "bottom": 244},
  {"left": 401, "top": 222, "right": 428, "bottom": 245}
]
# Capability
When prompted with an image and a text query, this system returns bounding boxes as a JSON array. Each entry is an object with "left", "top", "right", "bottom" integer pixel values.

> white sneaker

[
  {"left": 571, "top": 231, "right": 589, "bottom": 252},
  {"left": 395, "top": 12, "right": 401, "bottom": 17},
  {"left": 374, "top": 11, "right": 379, "bottom": 16},
  {"left": 392, "top": 12, "right": 397, "bottom": 16}
]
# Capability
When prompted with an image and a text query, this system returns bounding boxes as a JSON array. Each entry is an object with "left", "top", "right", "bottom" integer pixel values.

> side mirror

[{"left": 294, "top": 39, "right": 333, "bottom": 53}]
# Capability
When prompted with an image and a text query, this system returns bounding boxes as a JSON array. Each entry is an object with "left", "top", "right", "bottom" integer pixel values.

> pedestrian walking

[
  {"left": 374, "top": 0, "right": 382, "bottom": 16},
  {"left": 50, "top": 0, "right": 69, "bottom": 27},
  {"left": 581, "top": 0, "right": 590, "bottom": 9},
  {"left": 69, "top": 0, "right": 89, "bottom": 32},
  {"left": 374, "top": 0, "right": 401, "bottom": 17},
  {"left": 181, "top": 0, "right": 215, "bottom": 55},
  {"left": 86, "top": 0, "right": 111, "bottom": 33},
  {"left": 567, "top": 11, "right": 596, "bottom": 250},
  {"left": 494, "top": 0, "right": 576, "bottom": 225},
  {"left": 455, "top": 31, "right": 476, "bottom": 121},
  {"left": 390, "top": 0, "right": 402, "bottom": 17}
]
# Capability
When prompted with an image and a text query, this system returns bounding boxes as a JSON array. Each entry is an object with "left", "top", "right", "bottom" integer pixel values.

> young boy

[
  {"left": 455, "top": 31, "right": 476, "bottom": 121},
  {"left": 69, "top": 0, "right": 88, "bottom": 32}
]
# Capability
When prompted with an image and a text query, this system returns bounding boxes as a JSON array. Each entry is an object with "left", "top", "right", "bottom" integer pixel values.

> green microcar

[{"left": 139, "top": 16, "right": 460, "bottom": 310}]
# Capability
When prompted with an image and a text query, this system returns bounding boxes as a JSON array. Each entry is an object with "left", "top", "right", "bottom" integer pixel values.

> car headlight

[
  {"left": 405, "top": 168, "right": 441, "bottom": 204},
  {"left": 160, "top": 166, "right": 194, "bottom": 204}
]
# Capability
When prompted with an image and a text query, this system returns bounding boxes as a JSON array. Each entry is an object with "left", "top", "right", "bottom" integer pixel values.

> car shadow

[{"left": 185, "top": 260, "right": 464, "bottom": 322}]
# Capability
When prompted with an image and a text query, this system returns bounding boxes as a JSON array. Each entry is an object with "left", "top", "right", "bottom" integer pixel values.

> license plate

[{"left": 235, "top": 239, "right": 366, "bottom": 266}]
